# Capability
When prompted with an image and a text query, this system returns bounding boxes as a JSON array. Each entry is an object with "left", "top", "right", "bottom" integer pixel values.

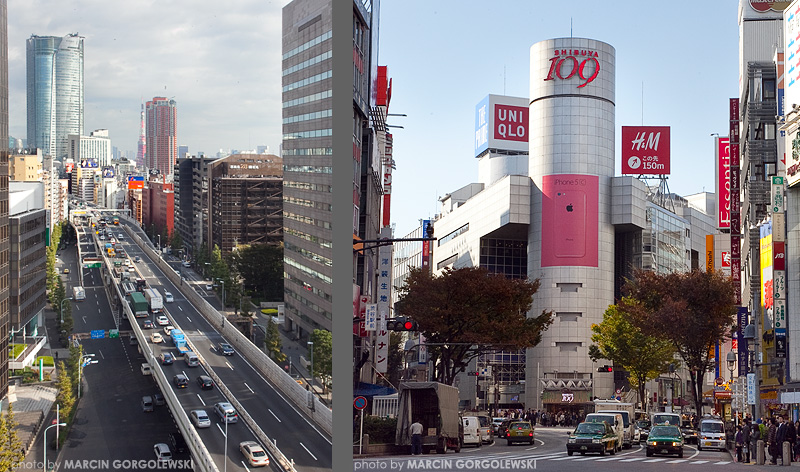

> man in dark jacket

[
  {"left": 786, "top": 418, "right": 797, "bottom": 464},
  {"left": 742, "top": 419, "right": 752, "bottom": 463},
  {"left": 777, "top": 416, "right": 788, "bottom": 464},
  {"left": 769, "top": 417, "right": 779, "bottom": 465}
]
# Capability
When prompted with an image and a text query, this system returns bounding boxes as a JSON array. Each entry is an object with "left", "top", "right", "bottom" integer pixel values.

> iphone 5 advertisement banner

[{"left": 541, "top": 174, "right": 599, "bottom": 267}]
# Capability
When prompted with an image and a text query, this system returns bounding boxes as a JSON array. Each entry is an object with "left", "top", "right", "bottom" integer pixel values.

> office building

[
  {"left": 146, "top": 97, "right": 178, "bottom": 178},
  {"left": 26, "top": 33, "right": 84, "bottom": 161},
  {"left": 0, "top": 0, "right": 13, "bottom": 399},
  {"left": 174, "top": 155, "right": 216, "bottom": 261},
  {"left": 207, "top": 153, "right": 283, "bottom": 255},
  {"left": 281, "top": 0, "right": 333, "bottom": 336},
  {"left": 9, "top": 182, "right": 46, "bottom": 338}
]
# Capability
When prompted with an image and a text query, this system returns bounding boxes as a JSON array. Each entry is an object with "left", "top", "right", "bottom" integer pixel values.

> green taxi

[
  {"left": 505, "top": 421, "right": 534, "bottom": 445},
  {"left": 646, "top": 424, "right": 684, "bottom": 458},
  {"left": 566, "top": 421, "right": 618, "bottom": 456}
]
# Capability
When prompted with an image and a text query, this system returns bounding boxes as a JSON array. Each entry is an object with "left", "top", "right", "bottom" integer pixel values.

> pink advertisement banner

[{"left": 541, "top": 174, "right": 599, "bottom": 267}]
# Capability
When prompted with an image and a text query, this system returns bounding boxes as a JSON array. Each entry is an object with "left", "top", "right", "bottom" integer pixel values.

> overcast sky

[{"left": 8, "top": 1, "right": 288, "bottom": 157}]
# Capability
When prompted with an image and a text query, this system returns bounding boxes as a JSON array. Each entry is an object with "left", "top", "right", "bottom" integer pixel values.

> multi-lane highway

[{"left": 65, "top": 214, "right": 332, "bottom": 471}]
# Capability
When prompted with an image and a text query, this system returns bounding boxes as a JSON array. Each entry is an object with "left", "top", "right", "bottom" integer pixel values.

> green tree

[
  {"left": 619, "top": 268, "right": 737, "bottom": 416},
  {"left": 0, "top": 403, "right": 25, "bottom": 471},
  {"left": 264, "top": 317, "right": 286, "bottom": 363},
  {"left": 55, "top": 361, "right": 75, "bottom": 420},
  {"left": 68, "top": 344, "right": 84, "bottom": 392},
  {"left": 309, "top": 329, "right": 332, "bottom": 393},
  {"left": 589, "top": 302, "right": 676, "bottom": 407},
  {"left": 396, "top": 267, "right": 553, "bottom": 385},
  {"left": 230, "top": 244, "right": 284, "bottom": 301},
  {"left": 169, "top": 228, "right": 183, "bottom": 251}
]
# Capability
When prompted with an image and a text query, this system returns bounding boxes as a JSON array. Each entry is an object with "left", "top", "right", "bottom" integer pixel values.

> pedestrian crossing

[{"left": 453, "top": 450, "right": 733, "bottom": 466}]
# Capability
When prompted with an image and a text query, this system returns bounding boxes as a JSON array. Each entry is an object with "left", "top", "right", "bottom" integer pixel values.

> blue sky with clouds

[{"left": 379, "top": 0, "right": 742, "bottom": 237}]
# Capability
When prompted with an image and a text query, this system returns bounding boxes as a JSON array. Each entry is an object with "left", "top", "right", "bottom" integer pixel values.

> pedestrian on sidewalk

[
  {"left": 787, "top": 419, "right": 796, "bottom": 465},
  {"left": 742, "top": 418, "right": 752, "bottom": 463},
  {"left": 768, "top": 417, "right": 778, "bottom": 465},
  {"left": 735, "top": 425, "right": 744, "bottom": 462}
]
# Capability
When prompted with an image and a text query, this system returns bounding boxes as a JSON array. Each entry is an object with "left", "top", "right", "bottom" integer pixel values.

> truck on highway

[
  {"left": 395, "top": 381, "right": 463, "bottom": 454},
  {"left": 170, "top": 329, "right": 190, "bottom": 356},
  {"left": 72, "top": 286, "right": 86, "bottom": 301},
  {"left": 144, "top": 288, "right": 163, "bottom": 314},
  {"left": 128, "top": 292, "right": 149, "bottom": 318}
]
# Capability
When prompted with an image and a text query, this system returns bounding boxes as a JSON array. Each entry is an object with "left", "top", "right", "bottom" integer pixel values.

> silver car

[{"left": 190, "top": 409, "right": 211, "bottom": 428}]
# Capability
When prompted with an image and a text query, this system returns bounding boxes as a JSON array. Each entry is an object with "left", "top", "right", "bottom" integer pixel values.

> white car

[
  {"left": 240, "top": 441, "right": 269, "bottom": 467},
  {"left": 163, "top": 325, "right": 175, "bottom": 335},
  {"left": 156, "top": 315, "right": 169, "bottom": 326},
  {"left": 164, "top": 291, "right": 174, "bottom": 303},
  {"left": 150, "top": 332, "right": 163, "bottom": 343},
  {"left": 154, "top": 443, "right": 172, "bottom": 463}
]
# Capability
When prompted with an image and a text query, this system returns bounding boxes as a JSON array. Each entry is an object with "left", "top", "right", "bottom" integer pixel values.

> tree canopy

[
  {"left": 619, "top": 268, "right": 737, "bottom": 415},
  {"left": 229, "top": 244, "right": 283, "bottom": 301},
  {"left": 589, "top": 301, "right": 676, "bottom": 407},
  {"left": 396, "top": 267, "right": 553, "bottom": 385}
]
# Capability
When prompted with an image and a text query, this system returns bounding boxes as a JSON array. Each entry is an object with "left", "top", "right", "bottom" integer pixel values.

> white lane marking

[
  {"left": 596, "top": 457, "right": 623, "bottom": 461},
  {"left": 216, "top": 423, "right": 227, "bottom": 437},
  {"left": 82, "top": 316, "right": 87, "bottom": 324},
  {"left": 240, "top": 461, "right": 251, "bottom": 472},
  {"left": 619, "top": 457, "right": 644, "bottom": 462},
  {"left": 269, "top": 409, "right": 281, "bottom": 422},
  {"left": 665, "top": 459, "right": 688, "bottom": 463},
  {"left": 550, "top": 456, "right": 574, "bottom": 461},
  {"left": 98, "top": 350, "right": 105, "bottom": 359},
  {"left": 643, "top": 458, "right": 667, "bottom": 462},
  {"left": 574, "top": 456, "right": 599, "bottom": 461},
  {"left": 178, "top": 306, "right": 183, "bottom": 311},
  {"left": 715, "top": 462, "right": 731, "bottom": 465},
  {"left": 691, "top": 460, "right": 709, "bottom": 464},
  {"left": 186, "top": 316, "right": 191, "bottom": 323},
  {"left": 244, "top": 383, "right": 254, "bottom": 394},
  {"left": 197, "top": 394, "right": 206, "bottom": 406},
  {"left": 226, "top": 362, "right": 233, "bottom": 370},
  {"left": 299, "top": 442, "right": 317, "bottom": 460}
]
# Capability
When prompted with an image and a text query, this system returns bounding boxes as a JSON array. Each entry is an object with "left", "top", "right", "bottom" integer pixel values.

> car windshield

[
  {"left": 637, "top": 420, "right": 651, "bottom": 428},
  {"left": 701, "top": 422, "right": 724, "bottom": 433},
  {"left": 478, "top": 416, "right": 490, "bottom": 427},
  {"left": 652, "top": 414, "right": 680, "bottom": 425},
  {"left": 576, "top": 423, "right": 606, "bottom": 435},
  {"left": 650, "top": 426, "right": 680, "bottom": 437}
]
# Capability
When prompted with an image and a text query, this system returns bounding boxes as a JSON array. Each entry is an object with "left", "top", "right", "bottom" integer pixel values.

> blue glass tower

[{"left": 26, "top": 33, "right": 84, "bottom": 161}]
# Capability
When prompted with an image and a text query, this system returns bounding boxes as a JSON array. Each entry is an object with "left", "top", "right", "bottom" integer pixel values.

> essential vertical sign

[{"left": 716, "top": 137, "right": 731, "bottom": 229}]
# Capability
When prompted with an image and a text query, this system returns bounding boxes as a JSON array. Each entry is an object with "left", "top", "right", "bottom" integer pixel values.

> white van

[
  {"left": 697, "top": 415, "right": 725, "bottom": 451},
  {"left": 596, "top": 409, "right": 634, "bottom": 448},
  {"left": 185, "top": 352, "right": 200, "bottom": 367},
  {"left": 593, "top": 400, "right": 635, "bottom": 449},
  {"left": 462, "top": 416, "right": 482, "bottom": 447},
  {"left": 584, "top": 412, "right": 624, "bottom": 452}
]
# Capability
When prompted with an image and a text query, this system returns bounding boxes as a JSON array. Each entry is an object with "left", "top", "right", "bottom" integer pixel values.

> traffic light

[
  {"left": 597, "top": 365, "right": 613, "bottom": 372},
  {"left": 466, "top": 371, "right": 479, "bottom": 376},
  {"left": 387, "top": 316, "right": 418, "bottom": 331}
]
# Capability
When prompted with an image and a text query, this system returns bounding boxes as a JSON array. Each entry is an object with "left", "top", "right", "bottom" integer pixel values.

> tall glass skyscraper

[
  {"left": 146, "top": 97, "right": 178, "bottom": 178},
  {"left": 282, "top": 0, "right": 333, "bottom": 337},
  {"left": 26, "top": 33, "right": 84, "bottom": 161}
]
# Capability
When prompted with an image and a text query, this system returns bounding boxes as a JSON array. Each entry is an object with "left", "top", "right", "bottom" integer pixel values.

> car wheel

[
  {"left": 678, "top": 448, "right": 683, "bottom": 458},
  {"left": 610, "top": 444, "right": 616, "bottom": 455},
  {"left": 454, "top": 440, "right": 461, "bottom": 453},
  {"left": 600, "top": 446, "right": 605, "bottom": 456},
  {"left": 476, "top": 440, "right": 481, "bottom": 448},
  {"left": 697, "top": 445, "right": 702, "bottom": 452},
  {"left": 580, "top": 452, "right": 585, "bottom": 455},
  {"left": 567, "top": 451, "right": 573, "bottom": 456},
  {"left": 507, "top": 440, "right": 512, "bottom": 446},
  {"left": 646, "top": 449, "right": 652, "bottom": 457}
]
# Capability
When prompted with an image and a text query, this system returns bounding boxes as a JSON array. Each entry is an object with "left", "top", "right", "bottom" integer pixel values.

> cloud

[{"left": 8, "top": 1, "right": 287, "bottom": 156}]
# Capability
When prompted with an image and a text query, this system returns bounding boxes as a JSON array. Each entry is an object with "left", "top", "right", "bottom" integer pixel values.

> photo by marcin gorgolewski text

[{"left": 354, "top": 458, "right": 539, "bottom": 471}]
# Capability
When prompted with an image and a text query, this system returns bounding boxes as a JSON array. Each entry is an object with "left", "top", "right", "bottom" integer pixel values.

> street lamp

[
  {"left": 217, "top": 278, "right": 225, "bottom": 307},
  {"left": 78, "top": 354, "right": 98, "bottom": 398},
  {"left": 43, "top": 422, "right": 67, "bottom": 472},
  {"left": 726, "top": 350, "right": 737, "bottom": 381},
  {"left": 743, "top": 321, "right": 760, "bottom": 422},
  {"left": 307, "top": 341, "right": 314, "bottom": 393},
  {"left": 60, "top": 297, "right": 73, "bottom": 323}
]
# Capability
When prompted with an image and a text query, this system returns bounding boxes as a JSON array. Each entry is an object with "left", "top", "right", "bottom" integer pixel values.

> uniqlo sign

[
  {"left": 621, "top": 126, "right": 671, "bottom": 175},
  {"left": 493, "top": 105, "right": 528, "bottom": 142}
]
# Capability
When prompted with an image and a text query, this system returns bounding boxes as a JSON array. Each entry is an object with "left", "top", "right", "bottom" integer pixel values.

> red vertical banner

[{"left": 729, "top": 97, "right": 741, "bottom": 305}]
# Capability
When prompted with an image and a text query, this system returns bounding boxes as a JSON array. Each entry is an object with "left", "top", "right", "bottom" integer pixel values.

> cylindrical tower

[{"left": 526, "top": 38, "right": 616, "bottom": 411}]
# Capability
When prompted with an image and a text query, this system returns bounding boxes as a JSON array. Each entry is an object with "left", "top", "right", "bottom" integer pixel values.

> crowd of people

[
  {"left": 492, "top": 408, "right": 585, "bottom": 427},
  {"left": 734, "top": 414, "right": 800, "bottom": 465}
]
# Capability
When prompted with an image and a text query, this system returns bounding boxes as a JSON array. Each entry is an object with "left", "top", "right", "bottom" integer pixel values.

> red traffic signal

[
  {"left": 387, "top": 316, "right": 418, "bottom": 332},
  {"left": 597, "top": 365, "right": 613, "bottom": 372}
]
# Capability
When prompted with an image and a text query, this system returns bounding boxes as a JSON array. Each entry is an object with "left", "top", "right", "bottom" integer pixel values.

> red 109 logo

[{"left": 544, "top": 49, "right": 600, "bottom": 88}]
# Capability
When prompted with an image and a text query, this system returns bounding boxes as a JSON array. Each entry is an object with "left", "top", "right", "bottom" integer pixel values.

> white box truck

[
  {"left": 593, "top": 400, "right": 635, "bottom": 448},
  {"left": 144, "top": 288, "right": 163, "bottom": 314}
]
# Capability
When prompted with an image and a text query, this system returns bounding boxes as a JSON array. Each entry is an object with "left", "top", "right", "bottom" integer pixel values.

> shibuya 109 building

[{"left": 430, "top": 37, "right": 725, "bottom": 414}]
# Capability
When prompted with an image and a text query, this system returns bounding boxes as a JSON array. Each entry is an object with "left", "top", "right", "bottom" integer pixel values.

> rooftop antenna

[
  {"left": 570, "top": 18, "right": 573, "bottom": 38},
  {"left": 641, "top": 82, "right": 644, "bottom": 125},
  {"left": 503, "top": 65, "right": 506, "bottom": 95}
]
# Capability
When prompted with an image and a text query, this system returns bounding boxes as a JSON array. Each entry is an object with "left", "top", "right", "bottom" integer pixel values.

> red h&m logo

[
  {"left": 721, "top": 251, "right": 731, "bottom": 268},
  {"left": 493, "top": 105, "right": 528, "bottom": 142}
]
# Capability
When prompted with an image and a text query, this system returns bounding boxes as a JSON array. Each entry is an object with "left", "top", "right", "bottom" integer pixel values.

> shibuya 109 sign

[
  {"left": 544, "top": 49, "right": 600, "bottom": 88},
  {"left": 621, "top": 126, "right": 671, "bottom": 175}
]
